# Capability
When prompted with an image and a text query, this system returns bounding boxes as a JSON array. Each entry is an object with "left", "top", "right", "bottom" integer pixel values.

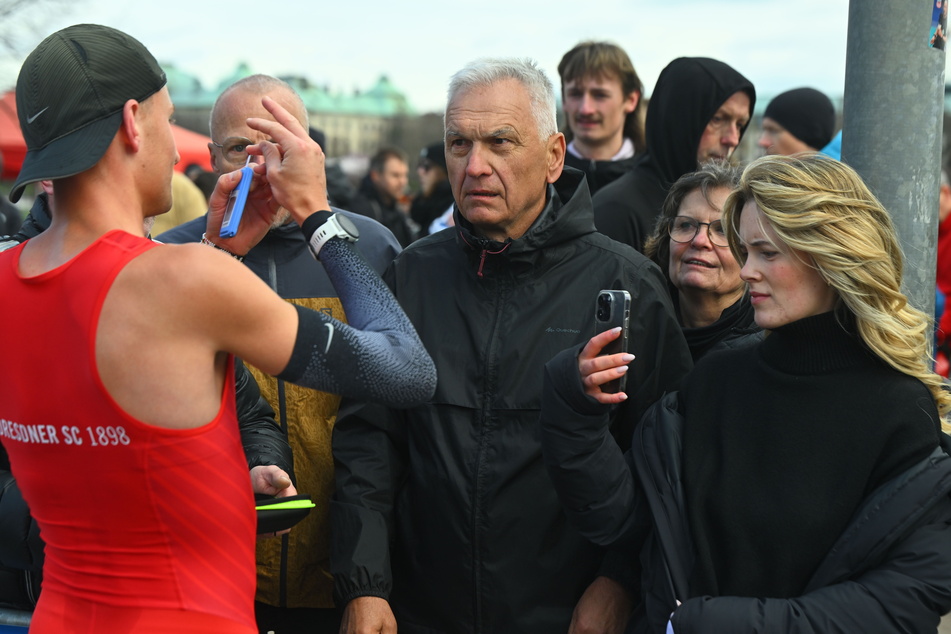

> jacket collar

[{"left": 453, "top": 167, "right": 596, "bottom": 274}]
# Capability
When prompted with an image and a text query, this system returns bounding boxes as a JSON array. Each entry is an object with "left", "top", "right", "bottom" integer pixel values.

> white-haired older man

[{"left": 332, "top": 57, "right": 692, "bottom": 634}]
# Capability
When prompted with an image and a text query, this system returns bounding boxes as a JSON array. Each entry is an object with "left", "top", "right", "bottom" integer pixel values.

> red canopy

[
  {"left": 0, "top": 90, "right": 213, "bottom": 181},
  {"left": 0, "top": 91, "right": 25, "bottom": 181}
]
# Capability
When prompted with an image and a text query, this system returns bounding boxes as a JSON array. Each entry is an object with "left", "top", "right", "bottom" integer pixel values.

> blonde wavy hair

[{"left": 722, "top": 153, "right": 951, "bottom": 428}]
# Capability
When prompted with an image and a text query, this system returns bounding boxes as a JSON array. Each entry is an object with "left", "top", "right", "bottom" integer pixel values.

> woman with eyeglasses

[
  {"left": 642, "top": 161, "right": 760, "bottom": 360},
  {"left": 540, "top": 153, "right": 951, "bottom": 633}
]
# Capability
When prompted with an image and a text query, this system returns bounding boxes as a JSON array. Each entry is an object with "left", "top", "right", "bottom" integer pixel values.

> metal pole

[{"left": 842, "top": 0, "right": 946, "bottom": 318}]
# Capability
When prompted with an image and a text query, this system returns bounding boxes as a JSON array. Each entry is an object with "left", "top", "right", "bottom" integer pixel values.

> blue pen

[{"left": 219, "top": 155, "right": 253, "bottom": 238}]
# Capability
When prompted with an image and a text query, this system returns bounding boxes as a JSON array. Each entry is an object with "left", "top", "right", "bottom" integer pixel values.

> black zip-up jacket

[
  {"left": 0, "top": 194, "right": 293, "bottom": 613},
  {"left": 541, "top": 359, "right": 951, "bottom": 634},
  {"left": 331, "top": 168, "right": 693, "bottom": 633}
]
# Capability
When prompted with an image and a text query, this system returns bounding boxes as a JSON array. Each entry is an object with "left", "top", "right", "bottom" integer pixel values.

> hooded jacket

[
  {"left": 331, "top": 167, "right": 692, "bottom": 633},
  {"left": 592, "top": 58, "right": 755, "bottom": 252}
]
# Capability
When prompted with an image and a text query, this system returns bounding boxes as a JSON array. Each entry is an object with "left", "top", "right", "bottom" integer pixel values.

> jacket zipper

[
  {"left": 25, "top": 569, "right": 38, "bottom": 606},
  {"left": 470, "top": 279, "right": 509, "bottom": 633},
  {"left": 266, "top": 245, "right": 291, "bottom": 608}
]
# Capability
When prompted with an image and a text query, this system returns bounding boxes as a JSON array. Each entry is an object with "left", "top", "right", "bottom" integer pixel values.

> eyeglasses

[
  {"left": 211, "top": 137, "right": 254, "bottom": 165},
  {"left": 668, "top": 216, "right": 729, "bottom": 247}
]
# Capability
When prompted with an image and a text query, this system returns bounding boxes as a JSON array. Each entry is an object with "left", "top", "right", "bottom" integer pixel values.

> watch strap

[
  {"left": 303, "top": 211, "right": 356, "bottom": 260},
  {"left": 300, "top": 210, "right": 334, "bottom": 241}
]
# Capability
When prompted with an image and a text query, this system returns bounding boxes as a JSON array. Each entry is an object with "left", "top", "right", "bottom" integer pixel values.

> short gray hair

[{"left": 446, "top": 58, "right": 557, "bottom": 139}]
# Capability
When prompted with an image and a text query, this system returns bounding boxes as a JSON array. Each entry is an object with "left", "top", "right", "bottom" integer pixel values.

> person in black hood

[{"left": 593, "top": 57, "right": 755, "bottom": 253}]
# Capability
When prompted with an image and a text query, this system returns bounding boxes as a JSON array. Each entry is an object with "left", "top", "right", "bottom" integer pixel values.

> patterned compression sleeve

[{"left": 277, "top": 238, "right": 436, "bottom": 408}]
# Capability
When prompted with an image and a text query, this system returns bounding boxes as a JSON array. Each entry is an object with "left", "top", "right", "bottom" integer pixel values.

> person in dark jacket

[
  {"left": 541, "top": 153, "right": 951, "bottom": 633},
  {"left": 0, "top": 184, "right": 296, "bottom": 617},
  {"left": 409, "top": 141, "right": 454, "bottom": 236},
  {"left": 557, "top": 41, "right": 645, "bottom": 195},
  {"left": 0, "top": 198, "right": 20, "bottom": 236},
  {"left": 159, "top": 74, "right": 403, "bottom": 634},
  {"left": 331, "top": 57, "right": 692, "bottom": 634},
  {"left": 348, "top": 147, "right": 417, "bottom": 246},
  {"left": 409, "top": 141, "right": 453, "bottom": 237},
  {"left": 758, "top": 87, "right": 837, "bottom": 156},
  {"left": 641, "top": 162, "right": 760, "bottom": 361},
  {"left": 309, "top": 126, "right": 355, "bottom": 209},
  {"left": 593, "top": 57, "right": 755, "bottom": 253}
]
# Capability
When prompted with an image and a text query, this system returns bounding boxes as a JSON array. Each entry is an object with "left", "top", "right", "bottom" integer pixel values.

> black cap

[
  {"left": 419, "top": 141, "right": 447, "bottom": 171},
  {"left": 10, "top": 24, "right": 167, "bottom": 202},
  {"left": 763, "top": 88, "right": 836, "bottom": 151}
]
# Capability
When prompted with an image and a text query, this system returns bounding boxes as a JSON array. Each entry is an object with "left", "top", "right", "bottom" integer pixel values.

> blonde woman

[{"left": 541, "top": 153, "right": 951, "bottom": 633}]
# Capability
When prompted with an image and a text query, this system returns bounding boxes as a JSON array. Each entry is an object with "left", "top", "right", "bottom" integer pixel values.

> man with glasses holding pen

[{"left": 158, "top": 74, "right": 401, "bottom": 634}]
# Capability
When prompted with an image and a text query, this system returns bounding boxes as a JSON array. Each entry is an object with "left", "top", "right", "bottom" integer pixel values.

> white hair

[{"left": 445, "top": 57, "right": 557, "bottom": 139}]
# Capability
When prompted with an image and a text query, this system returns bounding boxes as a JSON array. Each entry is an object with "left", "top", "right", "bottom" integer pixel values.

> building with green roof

[{"left": 162, "top": 62, "right": 430, "bottom": 160}]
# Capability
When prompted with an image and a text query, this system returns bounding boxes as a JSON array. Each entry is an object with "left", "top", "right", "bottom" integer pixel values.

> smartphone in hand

[
  {"left": 219, "top": 157, "right": 253, "bottom": 238},
  {"left": 595, "top": 289, "right": 631, "bottom": 394}
]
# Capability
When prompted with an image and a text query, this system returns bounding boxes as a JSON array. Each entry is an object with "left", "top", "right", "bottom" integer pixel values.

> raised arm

[
  {"left": 197, "top": 96, "right": 435, "bottom": 408},
  {"left": 540, "top": 338, "right": 647, "bottom": 546},
  {"left": 275, "top": 232, "right": 436, "bottom": 407}
]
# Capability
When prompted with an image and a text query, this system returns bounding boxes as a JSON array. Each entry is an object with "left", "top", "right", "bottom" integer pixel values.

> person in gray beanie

[{"left": 758, "top": 87, "right": 836, "bottom": 155}]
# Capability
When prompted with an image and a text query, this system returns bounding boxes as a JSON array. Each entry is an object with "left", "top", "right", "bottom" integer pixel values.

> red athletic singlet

[{"left": 0, "top": 230, "right": 256, "bottom": 633}]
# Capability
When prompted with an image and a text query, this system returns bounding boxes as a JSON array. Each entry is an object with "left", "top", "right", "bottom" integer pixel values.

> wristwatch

[{"left": 307, "top": 212, "right": 360, "bottom": 259}]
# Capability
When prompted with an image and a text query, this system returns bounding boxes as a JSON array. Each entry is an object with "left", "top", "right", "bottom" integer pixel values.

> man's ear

[
  {"left": 546, "top": 132, "right": 566, "bottom": 184},
  {"left": 208, "top": 141, "right": 220, "bottom": 174},
  {"left": 625, "top": 91, "right": 640, "bottom": 114},
  {"left": 120, "top": 99, "right": 142, "bottom": 152}
]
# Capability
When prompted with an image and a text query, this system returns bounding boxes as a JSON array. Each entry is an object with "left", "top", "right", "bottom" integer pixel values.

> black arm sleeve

[
  {"left": 277, "top": 238, "right": 436, "bottom": 407},
  {"left": 234, "top": 358, "right": 295, "bottom": 482}
]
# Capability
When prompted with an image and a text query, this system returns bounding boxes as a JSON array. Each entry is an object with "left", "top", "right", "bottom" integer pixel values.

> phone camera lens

[{"left": 597, "top": 294, "right": 612, "bottom": 321}]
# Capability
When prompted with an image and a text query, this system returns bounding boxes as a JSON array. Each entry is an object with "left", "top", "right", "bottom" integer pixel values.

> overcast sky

[{"left": 0, "top": 0, "right": 937, "bottom": 114}]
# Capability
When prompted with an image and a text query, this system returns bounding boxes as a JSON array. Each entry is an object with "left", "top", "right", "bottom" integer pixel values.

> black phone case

[{"left": 595, "top": 290, "right": 631, "bottom": 394}]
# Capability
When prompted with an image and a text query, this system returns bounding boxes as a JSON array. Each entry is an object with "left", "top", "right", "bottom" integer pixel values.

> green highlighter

[{"left": 255, "top": 494, "right": 316, "bottom": 534}]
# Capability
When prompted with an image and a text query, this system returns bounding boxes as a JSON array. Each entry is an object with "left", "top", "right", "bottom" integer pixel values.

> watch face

[{"left": 337, "top": 214, "right": 360, "bottom": 240}]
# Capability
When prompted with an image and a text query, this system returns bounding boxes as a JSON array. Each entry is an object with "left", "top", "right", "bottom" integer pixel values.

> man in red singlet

[{"left": 0, "top": 24, "right": 434, "bottom": 634}]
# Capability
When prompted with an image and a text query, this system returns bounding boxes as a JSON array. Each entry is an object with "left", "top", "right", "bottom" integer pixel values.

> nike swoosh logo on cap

[{"left": 27, "top": 107, "right": 49, "bottom": 124}]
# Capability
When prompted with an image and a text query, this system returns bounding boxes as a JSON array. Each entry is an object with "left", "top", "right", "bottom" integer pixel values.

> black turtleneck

[
  {"left": 681, "top": 311, "right": 940, "bottom": 599},
  {"left": 677, "top": 292, "right": 758, "bottom": 361}
]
